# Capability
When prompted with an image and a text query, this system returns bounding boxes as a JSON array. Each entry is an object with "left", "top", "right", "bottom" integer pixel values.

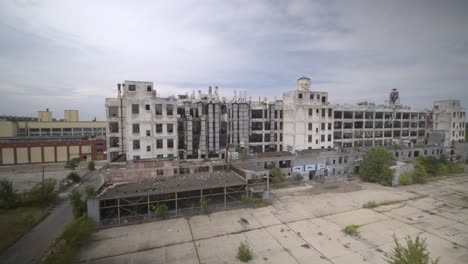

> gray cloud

[{"left": 0, "top": 0, "right": 467, "bottom": 120}]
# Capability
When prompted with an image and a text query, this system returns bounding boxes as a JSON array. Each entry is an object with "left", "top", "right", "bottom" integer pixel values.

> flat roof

[
  {"left": 96, "top": 170, "right": 246, "bottom": 200},
  {"left": 255, "top": 151, "right": 294, "bottom": 159}
]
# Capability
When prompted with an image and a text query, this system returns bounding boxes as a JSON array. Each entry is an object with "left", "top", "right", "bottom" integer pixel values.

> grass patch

[
  {"left": 0, "top": 206, "right": 49, "bottom": 253},
  {"left": 241, "top": 195, "right": 269, "bottom": 208},
  {"left": 344, "top": 224, "right": 360, "bottom": 236},
  {"left": 324, "top": 185, "right": 339, "bottom": 190},
  {"left": 237, "top": 241, "right": 253, "bottom": 262}
]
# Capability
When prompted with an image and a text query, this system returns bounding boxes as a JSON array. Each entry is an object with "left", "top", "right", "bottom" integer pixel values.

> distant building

[{"left": 0, "top": 109, "right": 107, "bottom": 165}]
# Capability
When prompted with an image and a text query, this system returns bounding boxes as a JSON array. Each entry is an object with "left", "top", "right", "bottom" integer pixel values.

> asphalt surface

[{"left": 0, "top": 169, "right": 103, "bottom": 264}]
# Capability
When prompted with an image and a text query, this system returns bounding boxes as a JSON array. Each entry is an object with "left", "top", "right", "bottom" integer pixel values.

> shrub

[
  {"left": 236, "top": 147, "right": 249, "bottom": 161},
  {"left": 62, "top": 215, "right": 95, "bottom": 248},
  {"left": 0, "top": 179, "right": 20, "bottom": 209},
  {"left": 67, "top": 172, "right": 81, "bottom": 183},
  {"left": 399, "top": 173, "right": 412, "bottom": 185},
  {"left": 69, "top": 186, "right": 95, "bottom": 219},
  {"left": 363, "top": 201, "right": 378, "bottom": 208},
  {"left": 412, "top": 161, "right": 428, "bottom": 184},
  {"left": 294, "top": 174, "right": 304, "bottom": 182},
  {"left": 87, "top": 160, "right": 96, "bottom": 171},
  {"left": 359, "top": 147, "right": 394, "bottom": 185},
  {"left": 65, "top": 158, "right": 81, "bottom": 170},
  {"left": 237, "top": 241, "right": 253, "bottom": 262},
  {"left": 344, "top": 224, "right": 360, "bottom": 236},
  {"left": 271, "top": 167, "right": 285, "bottom": 184},
  {"left": 386, "top": 235, "right": 439, "bottom": 264},
  {"left": 241, "top": 195, "right": 267, "bottom": 208},
  {"left": 24, "top": 179, "right": 58, "bottom": 206},
  {"left": 152, "top": 203, "right": 169, "bottom": 217}
]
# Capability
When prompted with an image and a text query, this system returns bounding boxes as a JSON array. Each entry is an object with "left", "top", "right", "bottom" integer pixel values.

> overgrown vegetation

[
  {"left": 69, "top": 186, "right": 94, "bottom": 219},
  {"left": 293, "top": 174, "right": 304, "bottom": 182},
  {"left": 65, "top": 158, "right": 81, "bottom": 170},
  {"left": 0, "top": 179, "right": 58, "bottom": 253},
  {"left": 67, "top": 172, "right": 81, "bottom": 183},
  {"left": 236, "top": 147, "right": 249, "bottom": 161},
  {"left": 344, "top": 224, "right": 360, "bottom": 236},
  {"left": 44, "top": 216, "right": 95, "bottom": 264},
  {"left": 416, "top": 156, "right": 463, "bottom": 176},
  {"left": 0, "top": 179, "right": 20, "bottom": 209},
  {"left": 87, "top": 160, "right": 95, "bottom": 171},
  {"left": 271, "top": 167, "right": 285, "bottom": 184},
  {"left": 152, "top": 203, "right": 169, "bottom": 217},
  {"left": 0, "top": 206, "right": 49, "bottom": 253},
  {"left": 241, "top": 195, "right": 268, "bottom": 208},
  {"left": 386, "top": 235, "right": 439, "bottom": 264},
  {"left": 398, "top": 173, "right": 412, "bottom": 185},
  {"left": 359, "top": 147, "right": 394, "bottom": 186},
  {"left": 237, "top": 241, "right": 253, "bottom": 262}
]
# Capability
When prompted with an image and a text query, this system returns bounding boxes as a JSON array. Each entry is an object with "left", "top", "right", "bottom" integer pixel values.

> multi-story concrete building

[
  {"left": 106, "top": 77, "right": 465, "bottom": 163},
  {"left": 226, "top": 91, "right": 250, "bottom": 149},
  {"left": 0, "top": 109, "right": 107, "bottom": 165},
  {"left": 248, "top": 98, "right": 283, "bottom": 153},
  {"left": 433, "top": 100, "right": 466, "bottom": 148},
  {"left": 0, "top": 110, "right": 106, "bottom": 138},
  {"left": 106, "top": 81, "right": 178, "bottom": 162},
  {"left": 333, "top": 103, "right": 428, "bottom": 149},
  {"left": 282, "top": 77, "right": 334, "bottom": 151},
  {"left": 177, "top": 87, "right": 228, "bottom": 160}
]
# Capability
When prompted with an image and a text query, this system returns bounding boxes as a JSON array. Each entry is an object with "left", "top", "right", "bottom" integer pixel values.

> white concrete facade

[
  {"left": 106, "top": 81, "right": 178, "bottom": 161},
  {"left": 282, "top": 77, "right": 333, "bottom": 151},
  {"left": 433, "top": 100, "right": 466, "bottom": 147}
]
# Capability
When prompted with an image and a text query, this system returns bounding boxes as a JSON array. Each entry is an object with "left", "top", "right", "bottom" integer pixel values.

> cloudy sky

[{"left": 1, "top": 0, "right": 467, "bottom": 121}]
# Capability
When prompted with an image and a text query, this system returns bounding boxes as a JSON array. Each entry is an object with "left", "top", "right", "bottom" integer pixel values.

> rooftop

[{"left": 96, "top": 170, "right": 246, "bottom": 199}]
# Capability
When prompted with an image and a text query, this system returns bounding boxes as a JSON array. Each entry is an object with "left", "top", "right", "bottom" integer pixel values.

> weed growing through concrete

[
  {"left": 363, "top": 201, "right": 378, "bottom": 208},
  {"left": 386, "top": 235, "right": 439, "bottom": 264},
  {"left": 237, "top": 241, "right": 253, "bottom": 262},
  {"left": 344, "top": 224, "right": 360, "bottom": 236}
]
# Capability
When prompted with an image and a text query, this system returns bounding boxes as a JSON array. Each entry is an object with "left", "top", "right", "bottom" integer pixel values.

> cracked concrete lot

[{"left": 79, "top": 175, "right": 468, "bottom": 264}]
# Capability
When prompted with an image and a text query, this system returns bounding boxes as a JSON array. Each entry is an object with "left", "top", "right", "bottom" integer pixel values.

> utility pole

[{"left": 42, "top": 166, "right": 45, "bottom": 213}]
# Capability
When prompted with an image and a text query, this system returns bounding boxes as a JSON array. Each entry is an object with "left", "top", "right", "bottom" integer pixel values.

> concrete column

[
  {"left": 147, "top": 195, "right": 150, "bottom": 218},
  {"left": 175, "top": 192, "right": 178, "bottom": 216},
  {"left": 224, "top": 186, "right": 227, "bottom": 209}
]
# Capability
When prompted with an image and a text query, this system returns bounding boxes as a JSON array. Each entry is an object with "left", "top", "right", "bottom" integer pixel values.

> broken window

[
  {"left": 133, "top": 140, "right": 140, "bottom": 150},
  {"left": 155, "top": 104, "right": 163, "bottom": 115},
  {"left": 132, "top": 104, "right": 139, "bottom": 114},
  {"left": 166, "top": 104, "right": 174, "bottom": 115},
  {"left": 156, "top": 139, "right": 163, "bottom": 148}
]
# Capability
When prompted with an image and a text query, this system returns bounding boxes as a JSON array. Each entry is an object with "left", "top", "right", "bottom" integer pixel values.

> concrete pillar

[{"left": 117, "top": 198, "right": 121, "bottom": 225}]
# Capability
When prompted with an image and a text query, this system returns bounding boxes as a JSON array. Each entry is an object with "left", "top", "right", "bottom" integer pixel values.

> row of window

[
  {"left": 298, "top": 93, "right": 327, "bottom": 103},
  {"left": 308, "top": 108, "right": 333, "bottom": 118},
  {"left": 132, "top": 123, "right": 174, "bottom": 134},
  {"left": 251, "top": 122, "right": 284, "bottom": 131},
  {"left": 23, "top": 127, "right": 105, "bottom": 137},
  {"left": 127, "top": 84, "right": 152, "bottom": 92},
  {"left": 334, "top": 111, "right": 426, "bottom": 120},
  {"left": 131, "top": 104, "right": 174, "bottom": 116},
  {"left": 334, "top": 129, "right": 425, "bottom": 139},
  {"left": 132, "top": 138, "right": 174, "bottom": 150},
  {"left": 249, "top": 133, "right": 283, "bottom": 143},
  {"left": 251, "top": 109, "right": 284, "bottom": 119},
  {"left": 308, "top": 134, "right": 332, "bottom": 143},
  {"left": 334, "top": 121, "right": 425, "bottom": 129}
]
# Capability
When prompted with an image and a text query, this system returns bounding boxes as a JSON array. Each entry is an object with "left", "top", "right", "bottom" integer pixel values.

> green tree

[
  {"left": 25, "top": 179, "right": 58, "bottom": 206},
  {"left": 294, "top": 174, "right": 304, "bottom": 182},
  {"left": 69, "top": 186, "right": 94, "bottom": 218},
  {"left": 271, "top": 167, "right": 285, "bottom": 184},
  {"left": 359, "top": 147, "right": 394, "bottom": 185},
  {"left": 67, "top": 172, "right": 81, "bottom": 183},
  {"left": 0, "top": 179, "right": 19, "bottom": 209},
  {"left": 65, "top": 158, "right": 81, "bottom": 170},
  {"left": 386, "top": 235, "right": 439, "bottom": 264},
  {"left": 87, "top": 160, "right": 96, "bottom": 171}
]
